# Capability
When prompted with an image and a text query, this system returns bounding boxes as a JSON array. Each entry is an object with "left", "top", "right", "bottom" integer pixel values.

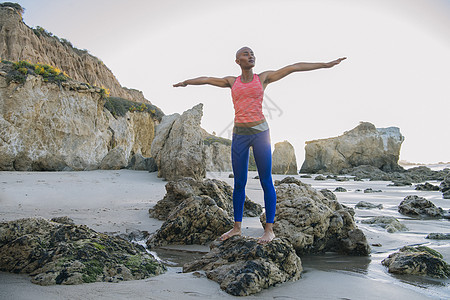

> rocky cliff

[
  {"left": 0, "top": 5, "right": 141, "bottom": 101},
  {"left": 300, "top": 122, "right": 404, "bottom": 174},
  {"left": 0, "top": 62, "right": 156, "bottom": 171}
]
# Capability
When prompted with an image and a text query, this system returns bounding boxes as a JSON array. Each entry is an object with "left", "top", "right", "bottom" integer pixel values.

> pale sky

[{"left": 16, "top": 0, "right": 450, "bottom": 164}]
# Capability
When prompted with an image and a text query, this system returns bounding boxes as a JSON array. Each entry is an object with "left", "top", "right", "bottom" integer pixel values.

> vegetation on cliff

[{"left": 104, "top": 96, "right": 163, "bottom": 121}]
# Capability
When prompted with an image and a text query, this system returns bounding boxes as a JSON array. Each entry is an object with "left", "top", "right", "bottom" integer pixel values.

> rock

[
  {"left": 149, "top": 177, "right": 262, "bottom": 221},
  {"left": 147, "top": 195, "right": 234, "bottom": 247},
  {"left": 127, "top": 153, "right": 157, "bottom": 172},
  {"left": 382, "top": 246, "right": 450, "bottom": 278},
  {"left": 314, "top": 175, "right": 326, "bottom": 181},
  {"left": 151, "top": 104, "right": 206, "bottom": 181},
  {"left": 440, "top": 174, "right": 450, "bottom": 199},
  {"left": 203, "top": 134, "right": 232, "bottom": 172},
  {"left": 355, "top": 201, "right": 383, "bottom": 210},
  {"left": 183, "top": 236, "right": 302, "bottom": 296},
  {"left": 260, "top": 177, "right": 370, "bottom": 256},
  {"left": 334, "top": 187, "right": 347, "bottom": 192},
  {"left": 335, "top": 176, "right": 350, "bottom": 182},
  {"left": 0, "top": 217, "right": 165, "bottom": 285},
  {"left": 398, "top": 195, "right": 444, "bottom": 218},
  {"left": 228, "top": 173, "right": 234, "bottom": 178},
  {"left": 415, "top": 182, "right": 440, "bottom": 191},
  {"left": 388, "top": 180, "right": 412, "bottom": 187},
  {"left": 426, "top": 233, "right": 450, "bottom": 240},
  {"left": 364, "top": 188, "right": 382, "bottom": 193},
  {"left": 300, "top": 122, "right": 404, "bottom": 174},
  {"left": 50, "top": 216, "right": 75, "bottom": 225},
  {"left": 319, "top": 189, "right": 337, "bottom": 200},
  {"left": 99, "top": 147, "right": 127, "bottom": 170},
  {"left": 272, "top": 141, "right": 298, "bottom": 175},
  {"left": 300, "top": 174, "right": 312, "bottom": 178},
  {"left": 361, "top": 216, "right": 407, "bottom": 233}
]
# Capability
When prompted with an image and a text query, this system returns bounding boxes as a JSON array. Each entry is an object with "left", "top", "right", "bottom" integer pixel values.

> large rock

[
  {"left": 0, "top": 217, "right": 165, "bottom": 285},
  {"left": 149, "top": 177, "right": 262, "bottom": 221},
  {"left": 261, "top": 177, "right": 370, "bottom": 256},
  {"left": 361, "top": 216, "right": 408, "bottom": 233},
  {"left": 272, "top": 140, "right": 298, "bottom": 175},
  {"left": 151, "top": 104, "right": 206, "bottom": 180},
  {"left": 183, "top": 236, "right": 302, "bottom": 296},
  {"left": 147, "top": 195, "right": 233, "bottom": 247},
  {"left": 0, "top": 5, "right": 140, "bottom": 100},
  {"left": 300, "top": 122, "right": 404, "bottom": 174},
  {"left": 382, "top": 246, "right": 450, "bottom": 278},
  {"left": 203, "top": 133, "right": 232, "bottom": 172},
  {"left": 398, "top": 195, "right": 444, "bottom": 218},
  {"left": 99, "top": 147, "right": 127, "bottom": 170},
  {"left": 441, "top": 174, "right": 450, "bottom": 199}
]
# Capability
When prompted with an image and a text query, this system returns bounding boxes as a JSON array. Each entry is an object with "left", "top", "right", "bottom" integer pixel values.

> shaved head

[{"left": 236, "top": 46, "right": 253, "bottom": 59}]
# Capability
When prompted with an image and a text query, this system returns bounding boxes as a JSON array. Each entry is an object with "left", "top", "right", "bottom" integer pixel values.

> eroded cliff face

[
  {"left": 0, "top": 6, "right": 141, "bottom": 101},
  {"left": 0, "top": 71, "right": 155, "bottom": 171},
  {"left": 300, "top": 122, "right": 404, "bottom": 174}
]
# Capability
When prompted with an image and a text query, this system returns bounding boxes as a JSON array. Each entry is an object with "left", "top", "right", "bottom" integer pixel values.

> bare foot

[
  {"left": 219, "top": 227, "right": 241, "bottom": 241},
  {"left": 258, "top": 223, "right": 275, "bottom": 244},
  {"left": 257, "top": 230, "right": 275, "bottom": 244}
]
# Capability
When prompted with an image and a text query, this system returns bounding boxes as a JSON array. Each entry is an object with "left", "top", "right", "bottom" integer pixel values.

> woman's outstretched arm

[
  {"left": 259, "top": 57, "right": 346, "bottom": 87},
  {"left": 173, "top": 76, "right": 235, "bottom": 88}
]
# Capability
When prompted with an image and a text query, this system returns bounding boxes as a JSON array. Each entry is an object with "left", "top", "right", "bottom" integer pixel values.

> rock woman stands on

[{"left": 174, "top": 47, "right": 345, "bottom": 243}]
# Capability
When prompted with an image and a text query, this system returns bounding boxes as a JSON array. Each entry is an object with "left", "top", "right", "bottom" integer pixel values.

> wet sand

[{"left": 0, "top": 169, "right": 449, "bottom": 299}]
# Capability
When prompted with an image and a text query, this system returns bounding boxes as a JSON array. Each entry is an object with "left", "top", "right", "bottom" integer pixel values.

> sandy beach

[{"left": 0, "top": 169, "right": 449, "bottom": 299}]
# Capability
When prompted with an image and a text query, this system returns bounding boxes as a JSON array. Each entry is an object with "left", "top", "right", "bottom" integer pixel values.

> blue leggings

[{"left": 231, "top": 129, "right": 277, "bottom": 223}]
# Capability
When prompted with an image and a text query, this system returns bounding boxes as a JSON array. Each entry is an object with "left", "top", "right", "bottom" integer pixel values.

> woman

[{"left": 174, "top": 47, "right": 346, "bottom": 243}]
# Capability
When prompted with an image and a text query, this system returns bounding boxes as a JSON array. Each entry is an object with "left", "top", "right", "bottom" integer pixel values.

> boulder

[
  {"left": 382, "top": 246, "right": 450, "bottom": 278},
  {"left": 260, "top": 177, "right": 370, "bottom": 256},
  {"left": 441, "top": 174, "right": 450, "bottom": 199},
  {"left": 364, "top": 188, "right": 382, "bottom": 193},
  {"left": 151, "top": 104, "right": 206, "bottom": 181},
  {"left": 300, "top": 122, "right": 404, "bottom": 174},
  {"left": 99, "top": 147, "right": 127, "bottom": 170},
  {"left": 147, "top": 196, "right": 234, "bottom": 247},
  {"left": 0, "top": 217, "right": 165, "bottom": 285},
  {"left": 183, "top": 236, "right": 302, "bottom": 296},
  {"left": 203, "top": 134, "right": 232, "bottom": 172},
  {"left": 355, "top": 201, "right": 383, "bottom": 209},
  {"left": 272, "top": 140, "right": 298, "bottom": 175},
  {"left": 398, "top": 195, "right": 444, "bottom": 218},
  {"left": 334, "top": 187, "right": 347, "bottom": 192},
  {"left": 127, "top": 153, "right": 157, "bottom": 172},
  {"left": 148, "top": 177, "right": 262, "bottom": 221},
  {"left": 361, "top": 216, "right": 407, "bottom": 233},
  {"left": 426, "top": 233, "right": 450, "bottom": 240},
  {"left": 415, "top": 182, "right": 440, "bottom": 191}
]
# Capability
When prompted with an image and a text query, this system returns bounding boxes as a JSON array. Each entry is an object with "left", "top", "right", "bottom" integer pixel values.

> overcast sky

[{"left": 16, "top": 0, "right": 450, "bottom": 164}]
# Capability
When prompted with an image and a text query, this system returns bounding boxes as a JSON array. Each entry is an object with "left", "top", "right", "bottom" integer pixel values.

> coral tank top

[{"left": 231, "top": 74, "right": 265, "bottom": 124}]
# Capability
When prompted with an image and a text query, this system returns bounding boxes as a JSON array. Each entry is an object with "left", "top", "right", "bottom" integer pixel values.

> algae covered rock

[
  {"left": 147, "top": 195, "right": 234, "bottom": 247},
  {"left": 0, "top": 217, "right": 165, "bottom": 285},
  {"left": 149, "top": 177, "right": 262, "bottom": 221},
  {"left": 398, "top": 195, "right": 444, "bottom": 218},
  {"left": 183, "top": 236, "right": 302, "bottom": 296},
  {"left": 261, "top": 177, "right": 370, "bottom": 256},
  {"left": 361, "top": 216, "right": 407, "bottom": 233},
  {"left": 382, "top": 246, "right": 450, "bottom": 278}
]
